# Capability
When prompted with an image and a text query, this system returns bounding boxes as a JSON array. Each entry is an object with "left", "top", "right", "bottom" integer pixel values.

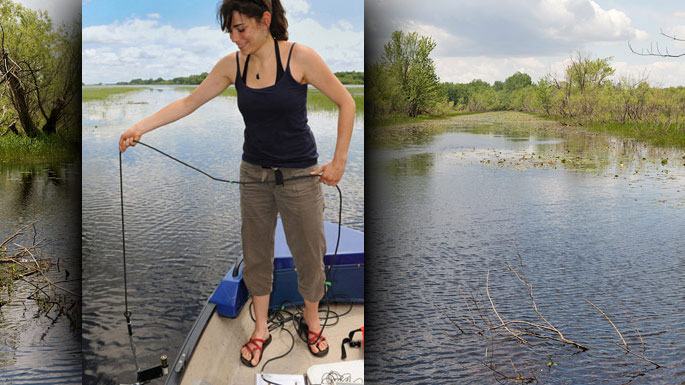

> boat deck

[{"left": 178, "top": 303, "right": 364, "bottom": 385}]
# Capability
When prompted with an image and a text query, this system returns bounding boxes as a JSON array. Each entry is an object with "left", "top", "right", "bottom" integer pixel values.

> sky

[
  {"left": 81, "top": 0, "right": 364, "bottom": 84},
  {"left": 14, "top": 0, "right": 81, "bottom": 27},
  {"left": 367, "top": 0, "right": 685, "bottom": 87}
]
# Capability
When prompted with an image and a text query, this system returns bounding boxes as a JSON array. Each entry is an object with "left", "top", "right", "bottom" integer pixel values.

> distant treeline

[
  {"left": 333, "top": 71, "right": 364, "bottom": 85},
  {"left": 445, "top": 54, "right": 685, "bottom": 131},
  {"left": 114, "top": 71, "right": 364, "bottom": 85},
  {"left": 369, "top": 30, "right": 685, "bottom": 145}
]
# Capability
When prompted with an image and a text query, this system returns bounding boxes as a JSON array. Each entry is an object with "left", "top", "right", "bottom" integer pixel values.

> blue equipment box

[{"left": 210, "top": 220, "right": 364, "bottom": 318}]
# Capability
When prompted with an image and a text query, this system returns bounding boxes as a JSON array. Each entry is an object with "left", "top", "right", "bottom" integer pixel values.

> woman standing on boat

[{"left": 119, "top": 0, "right": 354, "bottom": 368}]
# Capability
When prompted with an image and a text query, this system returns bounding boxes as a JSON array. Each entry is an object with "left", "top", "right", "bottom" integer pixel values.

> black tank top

[{"left": 235, "top": 41, "right": 318, "bottom": 168}]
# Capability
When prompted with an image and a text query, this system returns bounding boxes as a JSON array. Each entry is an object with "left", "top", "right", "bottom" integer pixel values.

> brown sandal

[{"left": 240, "top": 334, "right": 272, "bottom": 367}]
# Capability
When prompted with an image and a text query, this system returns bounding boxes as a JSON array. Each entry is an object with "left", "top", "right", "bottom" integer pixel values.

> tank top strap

[
  {"left": 275, "top": 39, "right": 284, "bottom": 82},
  {"left": 236, "top": 51, "right": 251, "bottom": 84},
  {"left": 235, "top": 52, "right": 240, "bottom": 82},
  {"left": 286, "top": 43, "right": 296, "bottom": 70}
]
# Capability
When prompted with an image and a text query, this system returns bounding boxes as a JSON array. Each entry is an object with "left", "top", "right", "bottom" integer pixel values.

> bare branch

[
  {"left": 660, "top": 28, "right": 685, "bottom": 42},
  {"left": 585, "top": 298, "right": 661, "bottom": 368},
  {"left": 585, "top": 298, "right": 628, "bottom": 348},
  {"left": 486, "top": 269, "right": 528, "bottom": 344},
  {"left": 629, "top": 29, "right": 685, "bottom": 58}
]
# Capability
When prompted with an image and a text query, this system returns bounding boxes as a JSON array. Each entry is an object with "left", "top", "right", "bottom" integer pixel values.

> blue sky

[
  {"left": 367, "top": 0, "right": 685, "bottom": 87},
  {"left": 82, "top": 0, "right": 364, "bottom": 84},
  {"left": 82, "top": 0, "right": 363, "bottom": 30}
]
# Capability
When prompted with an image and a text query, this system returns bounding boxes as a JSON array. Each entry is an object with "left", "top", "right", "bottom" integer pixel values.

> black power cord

[
  {"left": 258, "top": 183, "right": 343, "bottom": 384},
  {"left": 119, "top": 140, "right": 348, "bottom": 384}
]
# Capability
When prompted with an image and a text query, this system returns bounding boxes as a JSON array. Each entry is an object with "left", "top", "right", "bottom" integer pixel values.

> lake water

[
  {"left": 365, "top": 114, "right": 684, "bottom": 384},
  {"left": 0, "top": 161, "right": 81, "bottom": 384},
  {"left": 81, "top": 86, "right": 363, "bottom": 384}
]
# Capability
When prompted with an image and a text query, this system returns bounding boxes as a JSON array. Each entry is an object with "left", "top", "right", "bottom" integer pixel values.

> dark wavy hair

[{"left": 217, "top": 0, "right": 288, "bottom": 41}]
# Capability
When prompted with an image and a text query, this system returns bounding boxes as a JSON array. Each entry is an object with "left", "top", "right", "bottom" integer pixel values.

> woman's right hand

[{"left": 119, "top": 126, "right": 142, "bottom": 153}]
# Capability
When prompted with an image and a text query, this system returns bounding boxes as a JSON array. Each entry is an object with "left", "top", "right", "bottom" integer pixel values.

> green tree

[
  {"left": 367, "top": 62, "right": 404, "bottom": 118},
  {"left": 535, "top": 77, "right": 555, "bottom": 115},
  {"left": 566, "top": 53, "right": 614, "bottom": 91},
  {"left": 0, "top": 0, "right": 79, "bottom": 137},
  {"left": 564, "top": 53, "right": 615, "bottom": 122},
  {"left": 381, "top": 30, "right": 445, "bottom": 117},
  {"left": 504, "top": 72, "right": 532, "bottom": 92}
]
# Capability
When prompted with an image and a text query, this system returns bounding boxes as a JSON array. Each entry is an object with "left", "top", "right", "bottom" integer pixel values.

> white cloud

[
  {"left": 14, "top": 0, "right": 80, "bottom": 27},
  {"left": 338, "top": 20, "right": 353, "bottom": 31},
  {"left": 612, "top": 60, "right": 685, "bottom": 87},
  {"left": 367, "top": 0, "right": 646, "bottom": 58},
  {"left": 82, "top": 18, "right": 228, "bottom": 83},
  {"left": 536, "top": 0, "right": 645, "bottom": 41},
  {"left": 368, "top": 0, "right": 683, "bottom": 86},
  {"left": 288, "top": 17, "right": 363, "bottom": 73},
  {"left": 82, "top": 10, "right": 363, "bottom": 84},
  {"left": 147, "top": 13, "right": 161, "bottom": 19},
  {"left": 436, "top": 56, "right": 547, "bottom": 84},
  {"left": 662, "top": 25, "right": 685, "bottom": 45},
  {"left": 436, "top": 54, "right": 685, "bottom": 87},
  {"left": 282, "top": 0, "right": 310, "bottom": 16}
]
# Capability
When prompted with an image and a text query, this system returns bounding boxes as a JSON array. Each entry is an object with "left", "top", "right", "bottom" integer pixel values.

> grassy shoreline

[
  {"left": 583, "top": 121, "right": 685, "bottom": 148},
  {"left": 83, "top": 85, "right": 365, "bottom": 115},
  {"left": 369, "top": 111, "right": 484, "bottom": 128},
  {"left": 0, "top": 133, "right": 79, "bottom": 163},
  {"left": 371, "top": 110, "right": 685, "bottom": 149},
  {"left": 82, "top": 86, "right": 148, "bottom": 101}
]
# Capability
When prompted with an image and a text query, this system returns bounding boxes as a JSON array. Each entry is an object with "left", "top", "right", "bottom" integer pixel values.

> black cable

[
  {"left": 119, "top": 151, "right": 141, "bottom": 373},
  {"left": 258, "top": 327, "right": 295, "bottom": 385},
  {"left": 119, "top": 151, "right": 129, "bottom": 314},
  {"left": 300, "top": 183, "right": 342, "bottom": 350},
  {"left": 120, "top": 140, "right": 350, "bottom": 380},
  {"left": 132, "top": 140, "right": 318, "bottom": 184}
]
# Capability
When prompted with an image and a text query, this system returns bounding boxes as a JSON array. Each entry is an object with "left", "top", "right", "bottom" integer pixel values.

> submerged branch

[
  {"left": 1, "top": 225, "right": 79, "bottom": 325},
  {"left": 449, "top": 248, "right": 660, "bottom": 381},
  {"left": 585, "top": 298, "right": 661, "bottom": 368}
]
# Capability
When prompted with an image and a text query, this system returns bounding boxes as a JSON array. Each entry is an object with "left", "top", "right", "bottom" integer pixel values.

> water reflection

[
  {"left": 366, "top": 114, "right": 685, "bottom": 384},
  {"left": 0, "top": 161, "right": 81, "bottom": 384},
  {"left": 82, "top": 86, "right": 364, "bottom": 384},
  {"left": 385, "top": 153, "right": 435, "bottom": 177}
]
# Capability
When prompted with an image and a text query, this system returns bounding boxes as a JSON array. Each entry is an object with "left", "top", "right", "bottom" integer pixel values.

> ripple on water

[
  {"left": 1, "top": 162, "right": 81, "bottom": 384},
  {"left": 366, "top": 124, "right": 685, "bottom": 384},
  {"left": 82, "top": 86, "right": 364, "bottom": 383}
]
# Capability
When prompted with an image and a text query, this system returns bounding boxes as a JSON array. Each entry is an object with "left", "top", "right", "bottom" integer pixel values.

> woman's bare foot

[
  {"left": 240, "top": 327, "right": 270, "bottom": 366},
  {"left": 304, "top": 306, "right": 328, "bottom": 354}
]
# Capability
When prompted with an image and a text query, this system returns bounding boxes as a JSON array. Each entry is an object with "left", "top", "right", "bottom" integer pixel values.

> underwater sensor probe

[{"left": 119, "top": 150, "right": 170, "bottom": 385}]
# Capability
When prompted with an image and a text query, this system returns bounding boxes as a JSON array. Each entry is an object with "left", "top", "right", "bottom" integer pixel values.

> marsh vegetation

[
  {"left": 0, "top": 0, "right": 80, "bottom": 162},
  {"left": 366, "top": 111, "right": 684, "bottom": 384},
  {"left": 368, "top": 30, "right": 685, "bottom": 148}
]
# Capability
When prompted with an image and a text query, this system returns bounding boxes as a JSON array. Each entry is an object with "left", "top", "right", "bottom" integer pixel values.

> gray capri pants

[{"left": 239, "top": 160, "right": 326, "bottom": 302}]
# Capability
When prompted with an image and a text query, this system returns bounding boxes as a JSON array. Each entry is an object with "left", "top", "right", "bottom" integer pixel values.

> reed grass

[
  {"left": 82, "top": 86, "right": 147, "bottom": 101},
  {"left": 0, "top": 133, "right": 79, "bottom": 163},
  {"left": 368, "top": 111, "right": 483, "bottom": 128},
  {"left": 586, "top": 121, "right": 685, "bottom": 149}
]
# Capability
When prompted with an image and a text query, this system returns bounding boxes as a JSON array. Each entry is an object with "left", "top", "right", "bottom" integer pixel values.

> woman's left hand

[{"left": 311, "top": 159, "right": 346, "bottom": 186}]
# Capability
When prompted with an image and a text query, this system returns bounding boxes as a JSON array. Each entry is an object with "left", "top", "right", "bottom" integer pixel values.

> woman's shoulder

[
  {"left": 220, "top": 51, "right": 240, "bottom": 67},
  {"left": 288, "top": 42, "right": 318, "bottom": 62},
  {"left": 287, "top": 42, "right": 325, "bottom": 76},
  {"left": 211, "top": 52, "right": 240, "bottom": 82}
]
